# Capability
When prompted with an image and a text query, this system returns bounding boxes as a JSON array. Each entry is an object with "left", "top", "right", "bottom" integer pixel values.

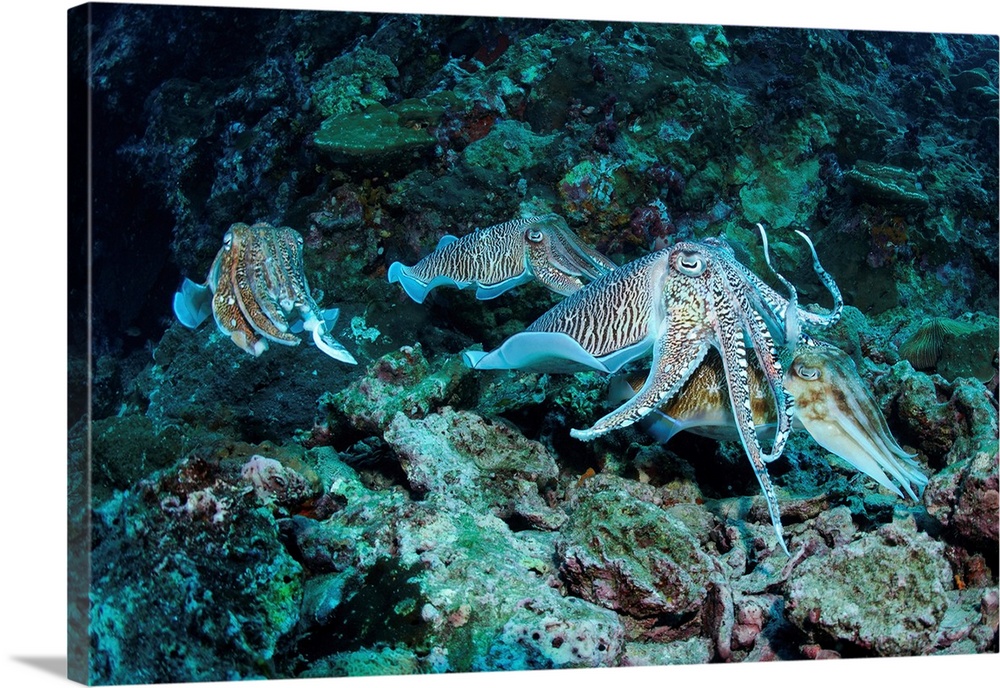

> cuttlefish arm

[
  {"left": 388, "top": 214, "right": 615, "bottom": 303},
  {"left": 784, "top": 340, "right": 927, "bottom": 499}
]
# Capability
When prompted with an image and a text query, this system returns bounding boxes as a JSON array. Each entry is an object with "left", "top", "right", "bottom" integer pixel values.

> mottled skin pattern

[
  {"left": 228, "top": 224, "right": 301, "bottom": 346},
  {"left": 526, "top": 230, "right": 842, "bottom": 553},
  {"left": 202, "top": 222, "right": 353, "bottom": 362},
  {"left": 389, "top": 213, "right": 616, "bottom": 300}
]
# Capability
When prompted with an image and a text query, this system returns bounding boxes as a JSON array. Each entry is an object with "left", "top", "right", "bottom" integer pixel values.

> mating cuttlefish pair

[
  {"left": 388, "top": 213, "right": 927, "bottom": 554},
  {"left": 173, "top": 222, "right": 357, "bottom": 364}
]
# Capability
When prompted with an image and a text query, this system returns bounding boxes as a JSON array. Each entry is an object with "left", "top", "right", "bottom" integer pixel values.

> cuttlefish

[
  {"left": 465, "top": 228, "right": 844, "bottom": 552},
  {"left": 610, "top": 339, "right": 927, "bottom": 502},
  {"left": 387, "top": 213, "right": 616, "bottom": 303},
  {"left": 173, "top": 221, "right": 356, "bottom": 364}
]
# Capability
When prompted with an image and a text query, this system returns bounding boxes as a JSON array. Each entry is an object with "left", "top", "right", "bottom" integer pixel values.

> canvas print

[{"left": 67, "top": 2, "right": 999, "bottom": 684}]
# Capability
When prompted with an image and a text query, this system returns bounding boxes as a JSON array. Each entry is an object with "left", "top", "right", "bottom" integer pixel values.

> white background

[{"left": 1, "top": 1, "right": 997, "bottom": 687}]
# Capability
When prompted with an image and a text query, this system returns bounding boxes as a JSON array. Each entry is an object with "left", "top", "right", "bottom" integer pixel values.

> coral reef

[{"left": 72, "top": 5, "right": 999, "bottom": 684}]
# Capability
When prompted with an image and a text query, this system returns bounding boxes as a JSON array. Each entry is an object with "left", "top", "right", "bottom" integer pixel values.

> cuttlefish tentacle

[
  {"left": 388, "top": 214, "right": 615, "bottom": 303},
  {"left": 756, "top": 223, "right": 801, "bottom": 345},
  {"left": 792, "top": 229, "right": 843, "bottom": 330},
  {"left": 749, "top": 226, "right": 843, "bottom": 336}
]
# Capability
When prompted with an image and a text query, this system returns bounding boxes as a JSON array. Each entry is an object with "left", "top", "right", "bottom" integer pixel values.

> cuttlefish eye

[
  {"left": 793, "top": 362, "right": 822, "bottom": 381},
  {"left": 675, "top": 250, "right": 706, "bottom": 276},
  {"left": 222, "top": 232, "right": 234, "bottom": 250},
  {"left": 526, "top": 228, "right": 546, "bottom": 243}
]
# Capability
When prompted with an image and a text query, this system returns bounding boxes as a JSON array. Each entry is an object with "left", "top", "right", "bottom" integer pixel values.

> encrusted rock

[
  {"left": 478, "top": 597, "right": 625, "bottom": 670},
  {"left": 384, "top": 406, "right": 565, "bottom": 529},
  {"left": 924, "top": 447, "right": 1000, "bottom": 550},
  {"left": 786, "top": 520, "right": 953, "bottom": 656},
  {"left": 326, "top": 344, "right": 470, "bottom": 434},
  {"left": 89, "top": 456, "right": 304, "bottom": 683},
  {"left": 557, "top": 476, "right": 716, "bottom": 619},
  {"left": 620, "top": 636, "right": 714, "bottom": 666}
]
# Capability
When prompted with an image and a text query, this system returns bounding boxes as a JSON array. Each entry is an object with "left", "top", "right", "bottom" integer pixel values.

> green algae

[
  {"left": 462, "top": 119, "right": 556, "bottom": 175},
  {"left": 314, "top": 102, "right": 435, "bottom": 159},
  {"left": 313, "top": 93, "right": 460, "bottom": 160}
]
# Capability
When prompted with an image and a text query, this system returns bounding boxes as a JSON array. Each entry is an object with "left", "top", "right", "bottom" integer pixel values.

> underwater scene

[{"left": 67, "top": 2, "right": 999, "bottom": 684}]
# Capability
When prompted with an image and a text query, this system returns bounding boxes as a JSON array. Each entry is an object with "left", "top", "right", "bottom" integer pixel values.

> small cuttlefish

[{"left": 387, "top": 213, "right": 616, "bottom": 303}]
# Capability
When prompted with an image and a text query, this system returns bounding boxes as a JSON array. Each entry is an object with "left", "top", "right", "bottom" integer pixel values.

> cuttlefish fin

[
  {"left": 173, "top": 278, "right": 213, "bottom": 328},
  {"left": 434, "top": 234, "right": 459, "bottom": 250},
  {"left": 463, "top": 332, "right": 652, "bottom": 374}
]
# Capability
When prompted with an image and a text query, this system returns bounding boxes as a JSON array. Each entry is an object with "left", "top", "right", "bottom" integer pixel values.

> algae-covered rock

[
  {"left": 557, "top": 476, "right": 716, "bottom": 618},
  {"left": 462, "top": 119, "right": 556, "bottom": 175},
  {"left": 325, "top": 344, "right": 471, "bottom": 434},
  {"left": 384, "top": 406, "right": 566, "bottom": 529},
  {"left": 738, "top": 154, "right": 822, "bottom": 229},
  {"left": 89, "top": 456, "right": 304, "bottom": 683},
  {"left": 310, "top": 46, "right": 399, "bottom": 118},
  {"left": 302, "top": 645, "right": 423, "bottom": 678},
  {"left": 786, "top": 520, "right": 953, "bottom": 656},
  {"left": 89, "top": 413, "right": 186, "bottom": 502},
  {"left": 924, "top": 446, "right": 1000, "bottom": 551}
]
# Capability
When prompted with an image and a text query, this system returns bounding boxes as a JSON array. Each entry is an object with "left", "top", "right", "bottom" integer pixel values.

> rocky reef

[{"left": 69, "top": 5, "right": 998, "bottom": 684}]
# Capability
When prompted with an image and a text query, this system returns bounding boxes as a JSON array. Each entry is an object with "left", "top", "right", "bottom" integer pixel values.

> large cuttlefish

[
  {"left": 464, "top": 227, "right": 855, "bottom": 553},
  {"left": 610, "top": 339, "right": 927, "bottom": 502},
  {"left": 387, "top": 213, "right": 616, "bottom": 302},
  {"left": 173, "top": 222, "right": 356, "bottom": 364}
]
